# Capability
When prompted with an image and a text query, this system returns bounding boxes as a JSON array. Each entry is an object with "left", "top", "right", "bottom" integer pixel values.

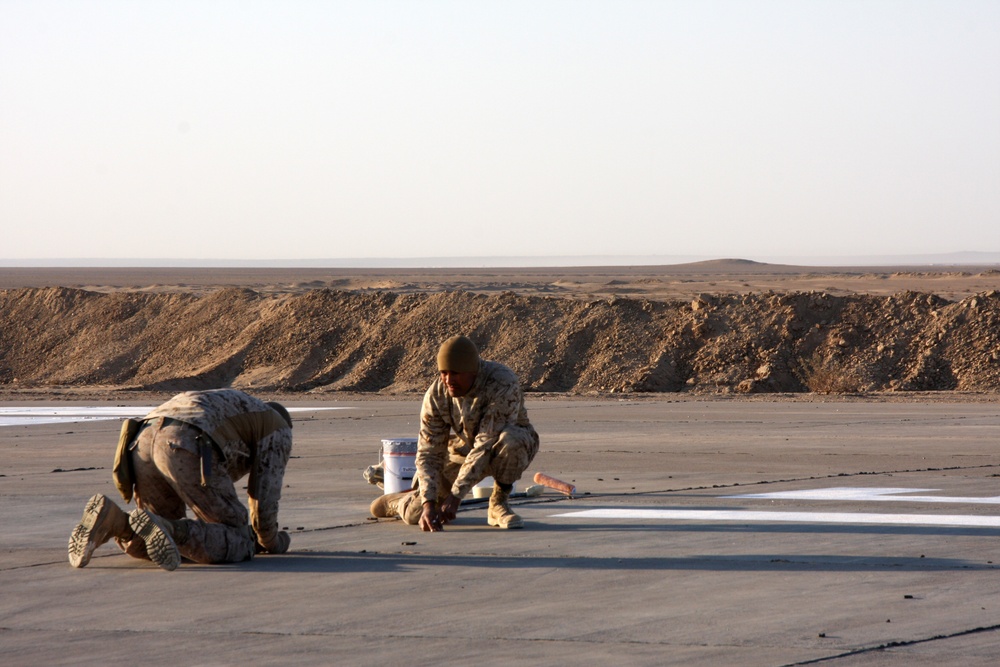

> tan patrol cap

[{"left": 436, "top": 335, "right": 480, "bottom": 373}]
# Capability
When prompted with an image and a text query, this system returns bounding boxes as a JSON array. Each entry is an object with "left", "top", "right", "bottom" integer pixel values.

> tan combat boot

[
  {"left": 487, "top": 485, "right": 523, "bottom": 529},
  {"left": 128, "top": 508, "right": 182, "bottom": 571},
  {"left": 68, "top": 494, "right": 134, "bottom": 568},
  {"left": 370, "top": 491, "right": 422, "bottom": 525}
]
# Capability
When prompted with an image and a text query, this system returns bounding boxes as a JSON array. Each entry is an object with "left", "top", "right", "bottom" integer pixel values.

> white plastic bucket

[
  {"left": 382, "top": 438, "right": 418, "bottom": 494},
  {"left": 472, "top": 476, "right": 516, "bottom": 499}
]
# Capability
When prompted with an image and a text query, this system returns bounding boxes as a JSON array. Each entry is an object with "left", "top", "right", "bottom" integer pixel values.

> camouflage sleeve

[
  {"left": 450, "top": 372, "right": 522, "bottom": 499},
  {"left": 416, "top": 383, "right": 452, "bottom": 506},
  {"left": 247, "top": 427, "right": 292, "bottom": 551}
]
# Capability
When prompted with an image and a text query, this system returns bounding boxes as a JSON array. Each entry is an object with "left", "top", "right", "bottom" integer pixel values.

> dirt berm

[{"left": 2, "top": 286, "right": 1000, "bottom": 395}]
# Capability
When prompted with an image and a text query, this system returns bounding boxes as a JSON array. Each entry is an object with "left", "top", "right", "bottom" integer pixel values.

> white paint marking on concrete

[
  {"left": 724, "top": 486, "right": 1000, "bottom": 505},
  {"left": 550, "top": 508, "right": 1000, "bottom": 528},
  {"left": 0, "top": 406, "right": 351, "bottom": 427}
]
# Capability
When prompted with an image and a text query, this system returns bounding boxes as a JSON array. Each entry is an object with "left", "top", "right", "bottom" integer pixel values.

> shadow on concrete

[{"left": 240, "top": 550, "right": 995, "bottom": 574}]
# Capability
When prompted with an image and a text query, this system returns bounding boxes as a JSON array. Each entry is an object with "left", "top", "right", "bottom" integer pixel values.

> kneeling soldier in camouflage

[
  {"left": 371, "top": 335, "right": 540, "bottom": 531},
  {"left": 68, "top": 389, "right": 293, "bottom": 570}
]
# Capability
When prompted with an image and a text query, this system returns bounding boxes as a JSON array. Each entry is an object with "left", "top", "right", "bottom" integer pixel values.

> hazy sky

[{"left": 2, "top": 1, "right": 998, "bottom": 264}]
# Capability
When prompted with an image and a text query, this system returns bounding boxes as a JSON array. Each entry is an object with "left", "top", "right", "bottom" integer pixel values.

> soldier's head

[{"left": 436, "top": 335, "right": 479, "bottom": 397}]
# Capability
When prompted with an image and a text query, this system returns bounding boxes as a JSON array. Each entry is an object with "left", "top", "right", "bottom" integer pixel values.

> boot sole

[
  {"left": 68, "top": 494, "right": 109, "bottom": 568},
  {"left": 129, "top": 509, "right": 181, "bottom": 571}
]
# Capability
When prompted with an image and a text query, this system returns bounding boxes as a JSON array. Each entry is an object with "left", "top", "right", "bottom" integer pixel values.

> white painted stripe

[
  {"left": 0, "top": 406, "right": 351, "bottom": 427},
  {"left": 550, "top": 508, "right": 1000, "bottom": 528},
  {"left": 0, "top": 416, "right": 124, "bottom": 427},
  {"left": 724, "top": 486, "right": 1000, "bottom": 505},
  {"left": 0, "top": 407, "right": 153, "bottom": 417},
  {"left": 0, "top": 407, "right": 350, "bottom": 415}
]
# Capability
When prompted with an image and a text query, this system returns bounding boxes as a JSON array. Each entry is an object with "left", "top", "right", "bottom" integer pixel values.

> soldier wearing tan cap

[{"left": 370, "top": 335, "right": 539, "bottom": 530}]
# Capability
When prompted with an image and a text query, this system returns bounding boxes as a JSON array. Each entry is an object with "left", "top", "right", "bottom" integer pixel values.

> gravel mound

[{"left": 2, "top": 287, "right": 999, "bottom": 395}]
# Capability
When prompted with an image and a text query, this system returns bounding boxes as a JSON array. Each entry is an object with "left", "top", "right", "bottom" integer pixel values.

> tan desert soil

[{"left": 2, "top": 260, "right": 1000, "bottom": 398}]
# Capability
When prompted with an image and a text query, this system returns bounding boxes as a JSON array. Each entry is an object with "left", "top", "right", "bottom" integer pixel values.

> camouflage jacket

[
  {"left": 415, "top": 360, "right": 533, "bottom": 504},
  {"left": 143, "top": 389, "right": 291, "bottom": 546}
]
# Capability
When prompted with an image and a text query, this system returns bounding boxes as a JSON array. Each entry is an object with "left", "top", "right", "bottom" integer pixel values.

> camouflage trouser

[
  {"left": 121, "top": 420, "right": 255, "bottom": 564},
  {"left": 442, "top": 424, "right": 540, "bottom": 498}
]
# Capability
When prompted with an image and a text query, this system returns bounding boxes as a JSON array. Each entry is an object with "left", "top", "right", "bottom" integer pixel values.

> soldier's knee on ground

[
  {"left": 226, "top": 525, "right": 256, "bottom": 562},
  {"left": 370, "top": 491, "right": 422, "bottom": 525}
]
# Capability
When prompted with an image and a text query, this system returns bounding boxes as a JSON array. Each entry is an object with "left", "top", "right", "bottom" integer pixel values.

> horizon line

[{"left": 2, "top": 251, "right": 1000, "bottom": 270}]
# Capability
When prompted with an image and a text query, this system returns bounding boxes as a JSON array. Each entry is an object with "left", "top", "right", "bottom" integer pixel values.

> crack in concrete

[{"left": 781, "top": 623, "right": 1000, "bottom": 665}]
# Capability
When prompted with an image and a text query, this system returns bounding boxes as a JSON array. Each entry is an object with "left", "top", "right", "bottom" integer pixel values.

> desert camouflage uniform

[
  {"left": 416, "top": 360, "right": 539, "bottom": 506},
  {"left": 121, "top": 389, "right": 292, "bottom": 564}
]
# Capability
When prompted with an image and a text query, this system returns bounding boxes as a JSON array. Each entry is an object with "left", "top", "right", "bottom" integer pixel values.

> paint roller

[{"left": 533, "top": 472, "right": 576, "bottom": 496}]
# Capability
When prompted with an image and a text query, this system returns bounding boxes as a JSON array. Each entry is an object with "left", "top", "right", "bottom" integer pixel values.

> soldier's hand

[
  {"left": 419, "top": 502, "right": 444, "bottom": 532},
  {"left": 439, "top": 493, "right": 460, "bottom": 522}
]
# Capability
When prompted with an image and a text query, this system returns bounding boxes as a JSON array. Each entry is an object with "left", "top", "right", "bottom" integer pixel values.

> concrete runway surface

[{"left": 3, "top": 396, "right": 1000, "bottom": 666}]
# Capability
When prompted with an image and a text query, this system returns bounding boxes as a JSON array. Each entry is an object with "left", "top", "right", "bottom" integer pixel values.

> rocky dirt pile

[{"left": 2, "top": 287, "right": 1000, "bottom": 395}]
